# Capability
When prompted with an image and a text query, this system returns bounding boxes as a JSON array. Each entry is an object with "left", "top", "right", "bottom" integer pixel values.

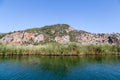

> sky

[{"left": 0, "top": 0, "right": 120, "bottom": 33}]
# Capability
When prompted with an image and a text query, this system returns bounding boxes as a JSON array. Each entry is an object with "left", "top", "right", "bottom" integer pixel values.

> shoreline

[{"left": 0, "top": 52, "right": 120, "bottom": 57}]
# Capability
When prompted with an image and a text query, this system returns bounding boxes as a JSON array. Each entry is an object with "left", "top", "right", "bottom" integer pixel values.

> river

[{"left": 0, "top": 55, "right": 120, "bottom": 80}]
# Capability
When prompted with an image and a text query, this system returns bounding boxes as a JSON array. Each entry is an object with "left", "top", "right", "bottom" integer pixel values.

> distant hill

[{"left": 0, "top": 24, "right": 120, "bottom": 45}]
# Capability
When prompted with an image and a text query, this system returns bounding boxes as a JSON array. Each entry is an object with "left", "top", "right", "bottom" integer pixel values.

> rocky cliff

[{"left": 0, "top": 24, "right": 120, "bottom": 45}]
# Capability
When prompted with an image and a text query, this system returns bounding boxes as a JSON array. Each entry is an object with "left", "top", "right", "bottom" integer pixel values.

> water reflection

[{"left": 0, "top": 55, "right": 120, "bottom": 80}]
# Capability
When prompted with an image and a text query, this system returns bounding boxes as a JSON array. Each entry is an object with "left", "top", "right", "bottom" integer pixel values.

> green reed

[{"left": 0, "top": 43, "right": 120, "bottom": 56}]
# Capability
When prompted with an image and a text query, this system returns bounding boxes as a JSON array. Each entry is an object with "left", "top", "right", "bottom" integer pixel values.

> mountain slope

[{"left": 0, "top": 24, "right": 120, "bottom": 45}]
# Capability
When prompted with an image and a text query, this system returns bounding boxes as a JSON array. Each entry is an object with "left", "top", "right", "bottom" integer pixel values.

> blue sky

[{"left": 0, "top": 0, "right": 120, "bottom": 33}]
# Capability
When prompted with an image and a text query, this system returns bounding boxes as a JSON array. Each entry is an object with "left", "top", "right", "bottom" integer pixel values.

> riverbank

[{"left": 0, "top": 43, "right": 120, "bottom": 56}]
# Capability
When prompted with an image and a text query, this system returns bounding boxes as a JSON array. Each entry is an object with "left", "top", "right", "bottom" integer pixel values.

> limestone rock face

[
  {"left": 0, "top": 32, "right": 44, "bottom": 45},
  {"left": 55, "top": 35, "right": 70, "bottom": 44},
  {"left": 76, "top": 33, "right": 120, "bottom": 45},
  {"left": 107, "top": 34, "right": 120, "bottom": 44},
  {"left": 34, "top": 34, "right": 44, "bottom": 43}
]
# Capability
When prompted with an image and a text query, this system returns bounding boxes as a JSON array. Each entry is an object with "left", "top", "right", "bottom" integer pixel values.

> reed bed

[{"left": 0, "top": 43, "right": 120, "bottom": 56}]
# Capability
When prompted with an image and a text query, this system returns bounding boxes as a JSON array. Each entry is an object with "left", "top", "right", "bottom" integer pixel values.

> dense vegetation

[{"left": 0, "top": 43, "right": 120, "bottom": 56}]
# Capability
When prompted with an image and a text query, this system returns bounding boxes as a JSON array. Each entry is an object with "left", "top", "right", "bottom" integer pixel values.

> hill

[
  {"left": 0, "top": 33, "right": 6, "bottom": 39},
  {"left": 0, "top": 24, "right": 120, "bottom": 45}
]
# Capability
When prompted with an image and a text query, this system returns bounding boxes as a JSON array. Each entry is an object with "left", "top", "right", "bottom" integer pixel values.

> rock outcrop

[
  {"left": 0, "top": 32, "right": 44, "bottom": 45},
  {"left": 0, "top": 24, "right": 120, "bottom": 45},
  {"left": 76, "top": 33, "right": 120, "bottom": 45},
  {"left": 34, "top": 34, "right": 44, "bottom": 43},
  {"left": 55, "top": 35, "right": 70, "bottom": 44}
]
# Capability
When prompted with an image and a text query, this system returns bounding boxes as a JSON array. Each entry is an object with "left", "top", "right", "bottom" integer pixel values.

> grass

[{"left": 0, "top": 42, "right": 120, "bottom": 56}]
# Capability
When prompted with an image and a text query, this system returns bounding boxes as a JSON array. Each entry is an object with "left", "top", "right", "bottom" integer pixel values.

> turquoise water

[{"left": 0, "top": 56, "right": 120, "bottom": 80}]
